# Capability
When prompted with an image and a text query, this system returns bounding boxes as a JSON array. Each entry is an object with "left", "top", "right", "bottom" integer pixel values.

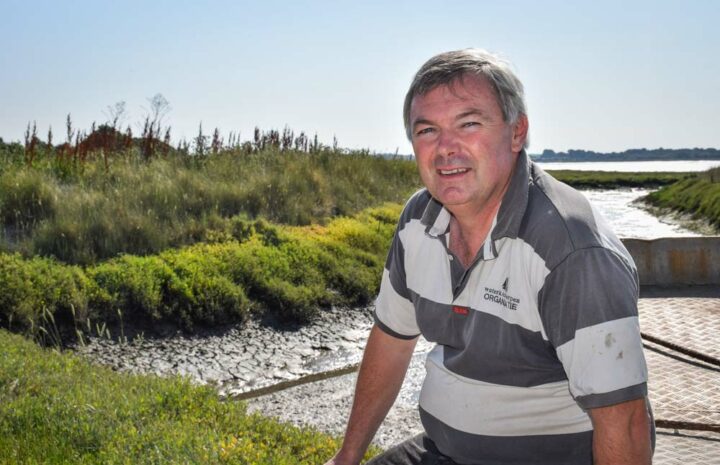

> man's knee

[{"left": 365, "top": 434, "right": 451, "bottom": 465}]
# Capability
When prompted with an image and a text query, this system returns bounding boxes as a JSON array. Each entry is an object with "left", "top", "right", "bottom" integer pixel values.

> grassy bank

[
  {"left": 0, "top": 329, "right": 378, "bottom": 464},
  {"left": 545, "top": 170, "right": 691, "bottom": 189},
  {"left": 0, "top": 204, "right": 401, "bottom": 340},
  {"left": 644, "top": 167, "right": 720, "bottom": 230}
]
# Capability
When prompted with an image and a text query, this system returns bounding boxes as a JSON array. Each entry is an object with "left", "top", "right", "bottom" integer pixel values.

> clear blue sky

[{"left": 2, "top": 0, "right": 718, "bottom": 155}]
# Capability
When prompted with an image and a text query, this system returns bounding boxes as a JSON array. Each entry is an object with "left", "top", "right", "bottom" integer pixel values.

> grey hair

[{"left": 403, "top": 49, "right": 528, "bottom": 145}]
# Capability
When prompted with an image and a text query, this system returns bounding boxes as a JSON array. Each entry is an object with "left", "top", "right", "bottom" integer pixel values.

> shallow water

[{"left": 581, "top": 188, "right": 700, "bottom": 239}]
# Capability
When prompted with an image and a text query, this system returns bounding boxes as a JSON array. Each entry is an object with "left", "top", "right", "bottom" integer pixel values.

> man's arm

[
  {"left": 325, "top": 324, "right": 418, "bottom": 465},
  {"left": 589, "top": 397, "right": 653, "bottom": 465}
]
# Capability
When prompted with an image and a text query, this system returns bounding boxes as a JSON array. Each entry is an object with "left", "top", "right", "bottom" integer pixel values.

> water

[
  {"left": 582, "top": 188, "right": 700, "bottom": 239},
  {"left": 533, "top": 160, "right": 712, "bottom": 238},
  {"left": 537, "top": 160, "right": 720, "bottom": 172}
]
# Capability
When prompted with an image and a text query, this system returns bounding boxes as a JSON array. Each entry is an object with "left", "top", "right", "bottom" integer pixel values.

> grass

[
  {"left": 643, "top": 167, "right": 720, "bottom": 230},
  {"left": 0, "top": 204, "right": 402, "bottom": 339},
  {"left": 545, "top": 170, "right": 691, "bottom": 188},
  {"left": 0, "top": 144, "right": 419, "bottom": 265},
  {"left": 0, "top": 329, "right": 380, "bottom": 464}
]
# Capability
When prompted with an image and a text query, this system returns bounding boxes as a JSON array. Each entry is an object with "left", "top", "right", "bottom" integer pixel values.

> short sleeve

[
  {"left": 374, "top": 209, "right": 421, "bottom": 340},
  {"left": 539, "top": 247, "right": 648, "bottom": 409}
]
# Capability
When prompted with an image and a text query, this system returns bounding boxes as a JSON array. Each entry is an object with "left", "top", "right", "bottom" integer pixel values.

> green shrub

[
  {"left": 222, "top": 236, "right": 330, "bottom": 322},
  {"left": 0, "top": 203, "right": 401, "bottom": 336},
  {"left": 186, "top": 273, "right": 249, "bottom": 326},
  {"left": 0, "top": 253, "right": 89, "bottom": 335}
]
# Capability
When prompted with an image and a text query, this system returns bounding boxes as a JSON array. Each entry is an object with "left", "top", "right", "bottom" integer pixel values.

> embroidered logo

[{"left": 483, "top": 278, "right": 520, "bottom": 311}]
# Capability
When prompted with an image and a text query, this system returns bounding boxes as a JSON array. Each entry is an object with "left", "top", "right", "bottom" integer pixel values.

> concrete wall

[{"left": 621, "top": 237, "right": 720, "bottom": 286}]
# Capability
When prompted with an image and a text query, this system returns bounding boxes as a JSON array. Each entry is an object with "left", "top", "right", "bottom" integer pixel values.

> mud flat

[
  {"left": 75, "top": 304, "right": 433, "bottom": 448},
  {"left": 75, "top": 306, "right": 377, "bottom": 398}
]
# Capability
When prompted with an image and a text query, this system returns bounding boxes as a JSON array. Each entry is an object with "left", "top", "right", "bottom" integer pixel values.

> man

[{"left": 325, "top": 49, "right": 653, "bottom": 465}]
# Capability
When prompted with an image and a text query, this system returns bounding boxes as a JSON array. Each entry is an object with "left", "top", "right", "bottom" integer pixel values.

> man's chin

[{"left": 432, "top": 189, "right": 471, "bottom": 206}]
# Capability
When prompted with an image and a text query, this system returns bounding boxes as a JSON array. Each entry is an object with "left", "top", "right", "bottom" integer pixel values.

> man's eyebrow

[
  {"left": 412, "top": 118, "right": 434, "bottom": 129},
  {"left": 456, "top": 109, "right": 492, "bottom": 121},
  {"left": 411, "top": 109, "right": 494, "bottom": 130}
]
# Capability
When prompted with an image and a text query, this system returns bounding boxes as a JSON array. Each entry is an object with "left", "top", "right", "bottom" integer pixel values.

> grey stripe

[
  {"left": 413, "top": 294, "right": 567, "bottom": 387},
  {"left": 492, "top": 150, "right": 530, "bottom": 240},
  {"left": 419, "top": 195, "right": 443, "bottom": 227},
  {"left": 386, "top": 235, "right": 409, "bottom": 300},
  {"left": 420, "top": 407, "right": 593, "bottom": 465},
  {"left": 373, "top": 312, "right": 420, "bottom": 340},
  {"left": 516, "top": 182, "right": 576, "bottom": 268},
  {"left": 538, "top": 247, "right": 639, "bottom": 347},
  {"left": 406, "top": 189, "right": 433, "bottom": 223},
  {"left": 386, "top": 190, "right": 434, "bottom": 301},
  {"left": 527, "top": 169, "right": 600, "bottom": 255},
  {"left": 575, "top": 383, "right": 648, "bottom": 409},
  {"left": 521, "top": 166, "right": 633, "bottom": 270}
]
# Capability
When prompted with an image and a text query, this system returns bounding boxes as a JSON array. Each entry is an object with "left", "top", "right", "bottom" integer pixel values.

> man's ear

[{"left": 511, "top": 114, "right": 529, "bottom": 153}]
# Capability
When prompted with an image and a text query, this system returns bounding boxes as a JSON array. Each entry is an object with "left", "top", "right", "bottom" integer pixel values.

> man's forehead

[
  {"left": 416, "top": 74, "right": 493, "bottom": 101},
  {"left": 409, "top": 74, "right": 500, "bottom": 118}
]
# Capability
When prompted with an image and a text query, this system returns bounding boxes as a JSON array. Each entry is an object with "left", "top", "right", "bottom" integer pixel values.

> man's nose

[{"left": 436, "top": 129, "right": 460, "bottom": 158}]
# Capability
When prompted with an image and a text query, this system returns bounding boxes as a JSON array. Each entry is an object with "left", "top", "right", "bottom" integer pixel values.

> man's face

[{"left": 409, "top": 74, "right": 528, "bottom": 217}]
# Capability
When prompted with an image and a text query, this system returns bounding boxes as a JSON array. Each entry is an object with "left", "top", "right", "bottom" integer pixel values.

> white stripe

[
  {"left": 458, "top": 238, "right": 550, "bottom": 338},
  {"left": 556, "top": 316, "right": 648, "bottom": 398},
  {"left": 400, "top": 219, "right": 454, "bottom": 305},
  {"left": 419, "top": 346, "right": 592, "bottom": 436},
  {"left": 375, "top": 269, "right": 420, "bottom": 336}
]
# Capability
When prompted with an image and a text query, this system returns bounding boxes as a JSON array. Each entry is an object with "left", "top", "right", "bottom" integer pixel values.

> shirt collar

[
  {"left": 493, "top": 149, "right": 531, "bottom": 240},
  {"left": 419, "top": 149, "right": 531, "bottom": 245}
]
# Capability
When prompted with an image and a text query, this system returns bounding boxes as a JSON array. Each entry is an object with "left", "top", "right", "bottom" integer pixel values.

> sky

[{"left": 1, "top": 0, "right": 719, "bottom": 155}]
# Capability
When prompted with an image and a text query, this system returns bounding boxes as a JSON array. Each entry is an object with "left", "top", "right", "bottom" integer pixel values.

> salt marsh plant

[
  {"left": 0, "top": 204, "right": 401, "bottom": 339},
  {"left": 0, "top": 330, "right": 381, "bottom": 464}
]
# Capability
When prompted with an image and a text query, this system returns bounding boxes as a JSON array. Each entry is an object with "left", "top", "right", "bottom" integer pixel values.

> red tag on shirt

[{"left": 452, "top": 306, "right": 469, "bottom": 315}]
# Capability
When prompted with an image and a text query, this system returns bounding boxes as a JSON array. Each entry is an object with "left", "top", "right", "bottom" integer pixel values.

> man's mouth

[{"left": 438, "top": 168, "right": 469, "bottom": 175}]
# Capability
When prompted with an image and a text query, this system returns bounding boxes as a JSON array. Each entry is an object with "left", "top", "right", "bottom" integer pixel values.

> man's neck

[{"left": 448, "top": 201, "right": 501, "bottom": 268}]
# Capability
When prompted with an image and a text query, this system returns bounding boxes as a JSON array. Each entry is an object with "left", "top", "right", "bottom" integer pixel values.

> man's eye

[
  {"left": 462, "top": 121, "right": 480, "bottom": 128},
  {"left": 416, "top": 127, "right": 435, "bottom": 136}
]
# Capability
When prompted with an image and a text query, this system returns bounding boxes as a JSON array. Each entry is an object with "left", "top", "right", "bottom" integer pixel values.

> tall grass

[
  {"left": 0, "top": 329, "right": 380, "bottom": 464},
  {"left": 0, "top": 146, "right": 419, "bottom": 265}
]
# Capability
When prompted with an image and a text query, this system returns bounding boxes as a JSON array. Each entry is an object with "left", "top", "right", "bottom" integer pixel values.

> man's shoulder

[
  {"left": 398, "top": 188, "right": 432, "bottom": 227},
  {"left": 520, "top": 164, "right": 631, "bottom": 270}
]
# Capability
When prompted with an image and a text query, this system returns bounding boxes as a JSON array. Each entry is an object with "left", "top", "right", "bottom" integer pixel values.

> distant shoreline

[{"left": 529, "top": 147, "right": 720, "bottom": 162}]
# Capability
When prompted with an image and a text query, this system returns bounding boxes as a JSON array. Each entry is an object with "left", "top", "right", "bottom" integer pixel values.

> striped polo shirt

[{"left": 375, "top": 150, "right": 650, "bottom": 464}]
